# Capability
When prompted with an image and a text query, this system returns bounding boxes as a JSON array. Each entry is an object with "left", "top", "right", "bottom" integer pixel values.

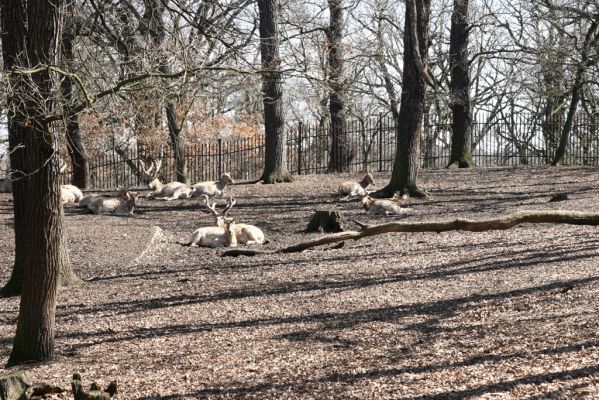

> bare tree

[
  {"left": 376, "top": 0, "right": 433, "bottom": 197},
  {"left": 0, "top": 0, "right": 77, "bottom": 365},
  {"left": 447, "top": 0, "right": 474, "bottom": 168},
  {"left": 258, "top": 0, "right": 293, "bottom": 183},
  {"left": 327, "top": 0, "right": 353, "bottom": 172}
]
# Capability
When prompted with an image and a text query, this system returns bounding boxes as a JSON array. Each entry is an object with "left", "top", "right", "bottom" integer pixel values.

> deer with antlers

[
  {"left": 202, "top": 195, "right": 266, "bottom": 245},
  {"left": 141, "top": 159, "right": 195, "bottom": 200}
]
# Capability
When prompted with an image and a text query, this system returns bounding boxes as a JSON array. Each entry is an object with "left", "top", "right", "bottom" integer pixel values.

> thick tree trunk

[
  {"left": 379, "top": 0, "right": 431, "bottom": 198},
  {"left": 258, "top": 0, "right": 292, "bottom": 183},
  {"left": 447, "top": 0, "right": 474, "bottom": 169},
  {"left": 166, "top": 101, "right": 189, "bottom": 184},
  {"left": 327, "top": 0, "right": 351, "bottom": 172},
  {"left": 1, "top": 0, "right": 75, "bottom": 365},
  {"left": 62, "top": 19, "right": 90, "bottom": 188}
]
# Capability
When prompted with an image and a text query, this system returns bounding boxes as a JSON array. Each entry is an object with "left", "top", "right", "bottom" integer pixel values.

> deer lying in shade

[
  {"left": 61, "top": 184, "right": 84, "bottom": 204},
  {"left": 191, "top": 173, "right": 234, "bottom": 198},
  {"left": 88, "top": 190, "right": 138, "bottom": 216},
  {"left": 361, "top": 195, "right": 411, "bottom": 216},
  {"left": 338, "top": 172, "right": 374, "bottom": 200},
  {"left": 202, "top": 195, "right": 266, "bottom": 245},
  {"left": 186, "top": 217, "right": 238, "bottom": 248}
]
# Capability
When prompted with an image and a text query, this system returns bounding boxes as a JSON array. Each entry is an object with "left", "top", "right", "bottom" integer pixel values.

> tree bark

[
  {"left": 1, "top": 0, "right": 68, "bottom": 365},
  {"left": 166, "top": 101, "right": 189, "bottom": 184},
  {"left": 447, "top": 0, "right": 474, "bottom": 169},
  {"left": 61, "top": 19, "right": 90, "bottom": 188},
  {"left": 377, "top": 0, "right": 432, "bottom": 198},
  {"left": 258, "top": 0, "right": 292, "bottom": 183},
  {"left": 327, "top": 0, "right": 351, "bottom": 172}
]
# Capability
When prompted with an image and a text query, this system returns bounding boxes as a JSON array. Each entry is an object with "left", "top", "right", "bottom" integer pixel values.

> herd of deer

[{"left": 0, "top": 158, "right": 409, "bottom": 248}]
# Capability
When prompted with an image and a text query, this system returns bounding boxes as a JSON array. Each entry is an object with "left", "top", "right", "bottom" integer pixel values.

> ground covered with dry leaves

[{"left": 1, "top": 166, "right": 599, "bottom": 399}]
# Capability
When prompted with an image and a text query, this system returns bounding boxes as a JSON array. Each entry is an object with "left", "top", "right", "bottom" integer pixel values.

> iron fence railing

[{"left": 65, "top": 112, "right": 599, "bottom": 189}]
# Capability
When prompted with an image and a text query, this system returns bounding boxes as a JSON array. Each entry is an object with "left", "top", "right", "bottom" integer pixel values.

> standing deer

[
  {"left": 202, "top": 195, "right": 266, "bottom": 245},
  {"left": 338, "top": 172, "right": 375, "bottom": 200}
]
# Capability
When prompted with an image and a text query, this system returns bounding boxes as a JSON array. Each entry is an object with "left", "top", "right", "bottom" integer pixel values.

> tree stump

[
  {"left": 72, "top": 373, "right": 117, "bottom": 400},
  {"left": 0, "top": 371, "right": 31, "bottom": 400},
  {"left": 306, "top": 210, "right": 347, "bottom": 233}
]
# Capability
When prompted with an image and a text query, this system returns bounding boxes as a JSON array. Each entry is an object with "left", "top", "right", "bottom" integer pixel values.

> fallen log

[{"left": 221, "top": 210, "right": 599, "bottom": 257}]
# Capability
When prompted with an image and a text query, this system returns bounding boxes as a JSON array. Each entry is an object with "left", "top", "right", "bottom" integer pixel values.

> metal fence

[{"left": 81, "top": 112, "right": 599, "bottom": 189}]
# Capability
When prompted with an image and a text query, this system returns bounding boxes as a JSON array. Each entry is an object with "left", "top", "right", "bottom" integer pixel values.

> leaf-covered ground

[{"left": 1, "top": 166, "right": 599, "bottom": 399}]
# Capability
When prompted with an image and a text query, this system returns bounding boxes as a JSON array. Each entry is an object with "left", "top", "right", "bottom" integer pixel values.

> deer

[
  {"left": 185, "top": 217, "right": 238, "bottom": 248},
  {"left": 202, "top": 195, "right": 266, "bottom": 245},
  {"left": 361, "top": 195, "right": 411, "bottom": 216},
  {"left": 88, "top": 189, "right": 139, "bottom": 216},
  {"left": 0, "top": 156, "right": 11, "bottom": 193},
  {"left": 141, "top": 159, "right": 195, "bottom": 200},
  {"left": 338, "top": 172, "right": 375, "bottom": 200},
  {"left": 191, "top": 173, "right": 234, "bottom": 198},
  {"left": 61, "top": 184, "right": 84, "bottom": 204}
]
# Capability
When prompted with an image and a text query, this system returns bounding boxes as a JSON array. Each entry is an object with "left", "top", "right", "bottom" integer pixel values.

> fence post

[
  {"left": 378, "top": 112, "right": 383, "bottom": 172},
  {"left": 218, "top": 138, "right": 223, "bottom": 178},
  {"left": 298, "top": 121, "right": 303, "bottom": 175}
]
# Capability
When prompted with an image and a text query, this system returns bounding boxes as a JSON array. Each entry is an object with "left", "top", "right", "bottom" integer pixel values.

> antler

[
  {"left": 139, "top": 158, "right": 163, "bottom": 180},
  {"left": 223, "top": 196, "right": 237, "bottom": 217},
  {"left": 201, "top": 194, "right": 221, "bottom": 225}
]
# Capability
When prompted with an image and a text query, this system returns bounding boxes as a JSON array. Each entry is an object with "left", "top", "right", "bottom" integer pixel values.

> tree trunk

[
  {"left": 258, "top": 0, "right": 292, "bottom": 183},
  {"left": 0, "top": 0, "right": 79, "bottom": 365},
  {"left": 166, "top": 101, "right": 189, "bottom": 184},
  {"left": 447, "top": 0, "right": 474, "bottom": 168},
  {"left": 327, "top": 0, "right": 351, "bottom": 172},
  {"left": 552, "top": 20, "right": 598, "bottom": 166},
  {"left": 378, "top": 0, "right": 431, "bottom": 198},
  {"left": 61, "top": 16, "right": 90, "bottom": 188}
]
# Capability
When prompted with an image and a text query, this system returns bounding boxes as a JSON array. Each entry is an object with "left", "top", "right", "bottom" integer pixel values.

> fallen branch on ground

[{"left": 221, "top": 210, "right": 599, "bottom": 257}]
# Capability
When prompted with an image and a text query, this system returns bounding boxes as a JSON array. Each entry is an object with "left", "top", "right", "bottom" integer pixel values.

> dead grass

[{"left": 1, "top": 166, "right": 599, "bottom": 399}]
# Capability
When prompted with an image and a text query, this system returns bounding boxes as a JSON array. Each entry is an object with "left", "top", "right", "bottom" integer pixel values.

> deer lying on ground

[
  {"left": 186, "top": 217, "right": 238, "bottom": 248},
  {"left": 88, "top": 189, "right": 138, "bottom": 216},
  {"left": 338, "top": 172, "right": 374, "bottom": 200},
  {"left": 361, "top": 195, "right": 411, "bottom": 216},
  {"left": 202, "top": 195, "right": 266, "bottom": 245},
  {"left": 191, "top": 173, "right": 234, "bottom": 198},
  {"left": 140, "top": 159, "right": 196, "bottom": 200},
  {"left": 61, "top": 184, "right": 84, "bottom": 204}
]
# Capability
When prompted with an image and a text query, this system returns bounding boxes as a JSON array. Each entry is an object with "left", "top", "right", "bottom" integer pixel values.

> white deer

[
  {"left": 61, "top": 184, "right": 84, "bottom": 204},
  {"left": 361, "top": 195, "right": 411, "bottom": 216},
  {"left": 88, "top": 189, "right": 139, "bottom": 216},
  {"left": 203, "top": 195, "right": 266, "bottom": 245},
  {"left": 191, "top": 173, "right": 234, "bottom": 198},
  {"left": 186, "top": 217, "right": 238, "bottom": 248},
  {"left": 338, "top": 172, "right": 374, "bottom": 200},
  {"left": 141, "top": 159, "right": 195, "bottom": 200}
]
